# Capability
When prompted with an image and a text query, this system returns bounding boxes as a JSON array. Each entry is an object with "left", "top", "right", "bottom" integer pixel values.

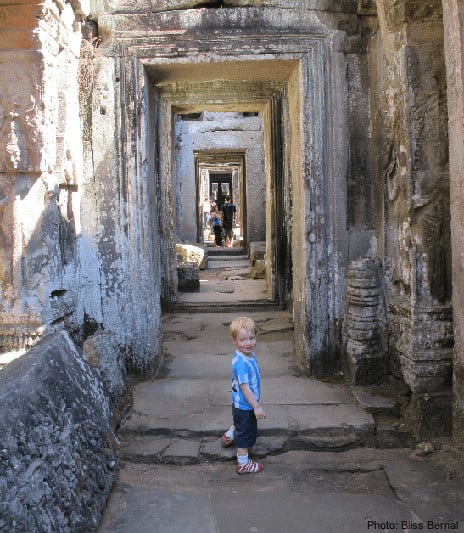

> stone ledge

[{"left": 0, "top": 331, "right": 117, "bottom": 532}]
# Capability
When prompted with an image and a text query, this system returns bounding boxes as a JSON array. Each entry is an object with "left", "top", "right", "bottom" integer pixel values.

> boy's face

[{"left": 232, "top": 327, "right": 257, "bottom": 356}]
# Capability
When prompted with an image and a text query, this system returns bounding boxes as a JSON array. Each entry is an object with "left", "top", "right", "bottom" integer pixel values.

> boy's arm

[{"left": 239, "top": 383, "right": 266, "bottom": 419}]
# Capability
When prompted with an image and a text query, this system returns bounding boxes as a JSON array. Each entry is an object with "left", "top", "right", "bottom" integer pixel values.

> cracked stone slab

[
  {"left": 288, "top": 434, "right": 362, "bottom": 451},
  {"left": 200, "top": 439, "right": 236, "bottom": 461},
  {"left": 160, "top": 439, "right": 201, "bottom": 465},
  {"left": 121, "top": 436, "right": 172, "bottom": 463}
]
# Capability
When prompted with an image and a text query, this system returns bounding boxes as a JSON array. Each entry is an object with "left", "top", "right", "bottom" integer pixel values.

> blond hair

[{"left": 229, "top": 316, "right": 257, "bottom": 339}]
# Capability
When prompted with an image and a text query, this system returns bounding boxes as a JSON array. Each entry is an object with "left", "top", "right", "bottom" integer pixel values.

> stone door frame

[{"left": 117, "top": 32, "right": 346, "bottom": 374}]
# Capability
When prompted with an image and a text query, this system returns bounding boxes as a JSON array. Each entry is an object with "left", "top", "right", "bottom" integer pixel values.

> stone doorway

[
  {"left": 143, "top": 47, "right": 337, "bottom": 373},
  {"left": 127, "top": 35, "right": 339, "bottom": 374}
]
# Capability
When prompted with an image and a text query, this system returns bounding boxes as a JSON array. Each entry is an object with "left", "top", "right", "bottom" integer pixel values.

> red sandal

[{"left": 236, "top": 458, "right": 263, "bottom": 475}]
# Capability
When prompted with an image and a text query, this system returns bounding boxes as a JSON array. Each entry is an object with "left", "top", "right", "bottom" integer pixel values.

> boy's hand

[{"left": 254, "top": 405, "right": 266, "bottom": 420}]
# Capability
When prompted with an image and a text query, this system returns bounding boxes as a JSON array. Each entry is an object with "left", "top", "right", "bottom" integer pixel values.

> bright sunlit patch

[{"left": 0, "top": 349, "right": 27, "bottom": 368}]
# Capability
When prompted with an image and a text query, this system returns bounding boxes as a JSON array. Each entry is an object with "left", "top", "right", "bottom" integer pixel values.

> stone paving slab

[
  {"left": 122, "top": 436, "right": 172, "bottom": 463},
  {"left": 160, "top": 439, "right": 201, "bottom": 465},
  {"left": 289, "top": 404, "right": 375, "bottom": 434},
  {"left": 99, "top": 449, "right": 464, "bottom": 533},
  {"left": 177, "top": 279, "right": 271, "bottom": 303},
  {"left": 164, "top": 354, "right": 230, "bottom": 379},
  {"left": 261, "top": 376, "right": 355, "bottom": 404},
  {"left": 207, "top": 371, "right": 338, "bottom": 406},
  {"left": 163, "top": 340, "right": 294, "bottom": 377}
]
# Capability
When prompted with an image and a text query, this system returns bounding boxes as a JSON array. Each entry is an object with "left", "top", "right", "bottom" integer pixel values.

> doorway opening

[
  {"left": 210, "top": 173, "right": 232, "bottom": 210},
  {"left": 195, "top": 149, "right": 247, "bottom": 248},
  {"left": 148, "top": 53, "right": 333, "bottom": 372}
]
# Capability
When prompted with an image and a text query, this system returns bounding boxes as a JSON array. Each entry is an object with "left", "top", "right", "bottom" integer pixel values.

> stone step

[
  {"left": 120, "top": 434, "right": 369, "bottom": 465},
  {"left": 164, "top": 300, "right": 279, "bottom": 312},
  {"left": 119, "top": 423, "right": 416, "bottom": 465},
  {"left": 375, "top": 416, "right": 414, "bottom": 449},
  {"left": 207, "top": 247, "right": 245, "bottom": 256},
  {"left": 351, "top": 388, "right": 402, "bottom": 417}
]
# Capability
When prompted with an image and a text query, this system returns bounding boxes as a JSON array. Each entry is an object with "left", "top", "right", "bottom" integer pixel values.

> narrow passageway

[{"left": 98, "top": 304, "right": 464, "bottom": 532}]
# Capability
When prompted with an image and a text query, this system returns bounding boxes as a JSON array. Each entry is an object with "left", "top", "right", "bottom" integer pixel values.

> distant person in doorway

[
  {"left": 203, "top": 197, "right": 211, "bottom": 229},
  {"left": 221, "top": 195, "right": 236, "bottom": 248},
  {"left": 211, "top": 207, "right": 223, "bottom": 247},
  {"left": 221, "top": 316, "right": 265, "bottom": 475}
]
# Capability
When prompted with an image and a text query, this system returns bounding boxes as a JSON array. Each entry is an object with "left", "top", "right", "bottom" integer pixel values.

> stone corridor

[{"left": 98, "top": 258, "right": 464, "bottom": 533}]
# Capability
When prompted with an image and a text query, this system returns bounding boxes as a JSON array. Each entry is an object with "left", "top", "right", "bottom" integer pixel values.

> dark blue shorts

[{"left": 232, "top": 407, "right": 258, "bottom": 449}]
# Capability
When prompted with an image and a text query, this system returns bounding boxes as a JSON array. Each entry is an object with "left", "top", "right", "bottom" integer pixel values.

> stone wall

[
  {"left": 368, "top": 0, "right": 452, "bottom": 437},
  {"left": 0, "top": 0, "right": 87, "bottom": 352},
  {"left": 0, "top": 0, "right": 163, "bottom": 372},
  {"left": 442, "top": 0, "right": 464, "bottom": 447},
  {"left": 78, "top": 34, "right": 163, "bottom": 372},
  {"left": 0, "top": 331, "right": 117, "bottom": 532}
]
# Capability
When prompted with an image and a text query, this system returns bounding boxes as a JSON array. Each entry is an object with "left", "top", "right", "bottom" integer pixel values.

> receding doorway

[
  {"left": 195, "top": 149, "right": 247, "bottom": 248},
  {"left": 210, "top": 173, "right": 232, "bottom": 212}
]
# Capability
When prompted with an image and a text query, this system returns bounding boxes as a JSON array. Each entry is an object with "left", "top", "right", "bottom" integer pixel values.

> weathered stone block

[
  {"left": 249, "top": 241, "right": 266, "bottom": 265},
  {"left": 83, "top": 330, "right": 127, "bottom": 405},
  {"left": 250, "top": 259, "right": 266, "bottom": 279},
  {"left": 177, "top": 261, "right": 200, "bottom": 292},
  {"left": 176, "top": 243, "right": 207, "bottom": 270},
  {"left": 0, "top": 331, "right": 117, "bottom": 532}
]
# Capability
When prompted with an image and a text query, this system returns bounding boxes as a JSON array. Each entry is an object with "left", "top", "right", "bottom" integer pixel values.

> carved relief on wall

[
  {"left": 382, "top": 0, "right": 442, "bottom": 30},
  {"left": 407, "top": 43, "right": 450, "bottom": 305},
  {"left": 384, "top": 114, "right": 412, "bottom": 297},
  {"left": 0, "top": 53, "right": 43, "bottom": 173},
  {"left": 0, "top": 101, "right": 41, "bottom": 173}
]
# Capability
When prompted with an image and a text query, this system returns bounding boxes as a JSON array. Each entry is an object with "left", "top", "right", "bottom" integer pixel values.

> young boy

[{"left": 221, "top": 316, "right": 266, "bottom": 474}]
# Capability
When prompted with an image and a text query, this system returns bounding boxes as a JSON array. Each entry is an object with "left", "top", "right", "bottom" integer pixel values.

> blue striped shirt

[{"left": 231, "top": 350, "right": 261, "bottom": 410}]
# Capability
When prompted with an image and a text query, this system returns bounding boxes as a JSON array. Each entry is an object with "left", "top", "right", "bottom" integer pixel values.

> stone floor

[
  {"left": 176, "top": 247, "right": 272, "bottom": 306},
  {"left": 98, "top": 254, "right": 464, "bottom": 533}
]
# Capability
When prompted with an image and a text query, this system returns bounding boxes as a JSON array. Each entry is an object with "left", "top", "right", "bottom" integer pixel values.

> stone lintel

[
  {"left": 97, "top": 7, "right": 350, "bottom": 42},
  {"left": 97, "top": 0, "right": 359, "bottom": 15}
]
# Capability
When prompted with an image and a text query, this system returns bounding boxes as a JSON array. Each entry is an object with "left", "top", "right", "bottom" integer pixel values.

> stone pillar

[
  {"left": 343, "top": 257, "right": 387, "bottom": 385},
  {"left": 442, "top": 0, "right": 464, "bottom": 447},
  {"left": 0, "top": 1, "right": 88, "bottom": 352},
  {"left": 374, "top": 0, "right": 452, "bottom": 437}
]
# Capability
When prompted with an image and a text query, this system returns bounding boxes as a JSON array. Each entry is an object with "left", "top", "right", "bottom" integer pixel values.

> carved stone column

[
  {"left": 343, "top": 257, "right": 387, "bottom": 385},
  {"left": 375, "top": 0, "right": 452, "bottom": 437}
]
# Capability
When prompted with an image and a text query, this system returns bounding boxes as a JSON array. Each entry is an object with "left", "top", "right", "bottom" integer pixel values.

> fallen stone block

[
  {"left": 177, "top": 261, "right": 200, "bottom": 292},
  {"left": 249, "top": 241, "right": 266, "bottom": 265},
  {"left": 250, "top": 259, "right": 266, "bottom": 279},
  {"left": 176, "top": 243, "right": 208, "bottom": 269}
]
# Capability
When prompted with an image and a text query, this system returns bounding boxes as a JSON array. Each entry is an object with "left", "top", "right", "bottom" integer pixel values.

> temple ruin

[{"left": 1, "top": 0, "right": 464, "bottom": 529}]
